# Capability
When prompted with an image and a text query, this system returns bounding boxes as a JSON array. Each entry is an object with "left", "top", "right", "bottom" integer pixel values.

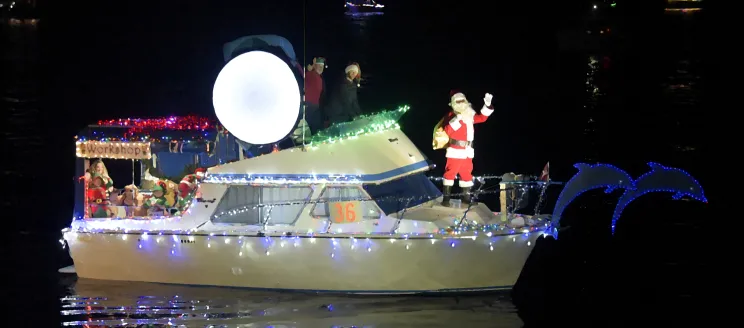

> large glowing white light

[{"left": 212, "top": 51, "right": 301, "bottom": 145}]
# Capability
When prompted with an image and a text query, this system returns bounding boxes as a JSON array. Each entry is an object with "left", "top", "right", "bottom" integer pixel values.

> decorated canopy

[{"left": 75, "top": 115, "right": 243, "bottom": 169}]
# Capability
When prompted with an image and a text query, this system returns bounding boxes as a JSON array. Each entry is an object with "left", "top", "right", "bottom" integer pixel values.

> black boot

[
  {"left": 461, "top": 187, "right": 476, "bottom": 205},
  {"left": 441, "top": 186, "right": 452, "bottom": 207}
]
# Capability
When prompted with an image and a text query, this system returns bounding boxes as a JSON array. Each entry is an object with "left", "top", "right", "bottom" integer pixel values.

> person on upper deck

[
  {"left": 325, "top": 63, "right": 363, "bottom": 125},
  {"left": 303, "top": 57, "right": 327, "bottom": 134}
]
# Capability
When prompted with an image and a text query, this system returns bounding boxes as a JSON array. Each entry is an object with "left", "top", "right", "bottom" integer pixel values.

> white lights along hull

[{"left": 66, "top": 231, "right": 541, "bottom": 293}]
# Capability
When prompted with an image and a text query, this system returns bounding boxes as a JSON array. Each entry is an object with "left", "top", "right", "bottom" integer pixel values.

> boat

[
  {"left": 62, "top": 116, "right": 559, "bottom": 293},
  {"left": 60, "top": 34, "right": 564, "bottom": 294},
  {"left": 345, "top": 0, "right": 385, "bottom": 15},
  {"left": 59, "top": 34, "right": 709, "bottom": 294},
  {"left": 665, "top": 0, "right": 703, "bottom": 13}
]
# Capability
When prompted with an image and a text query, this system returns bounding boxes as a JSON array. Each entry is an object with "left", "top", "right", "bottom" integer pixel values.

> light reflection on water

[{"left": 61, "top": 278, "right": 522, "bottom": 327}]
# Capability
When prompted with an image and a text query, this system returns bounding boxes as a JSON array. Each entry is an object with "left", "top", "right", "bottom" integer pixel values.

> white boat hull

[{"left": 66, "top": 230, "right": 542, "bottom": 293}]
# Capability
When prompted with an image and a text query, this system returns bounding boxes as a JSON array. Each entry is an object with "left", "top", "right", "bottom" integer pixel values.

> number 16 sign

[{"left": 329, "top": 201, "right": 362, "bottom": 223}]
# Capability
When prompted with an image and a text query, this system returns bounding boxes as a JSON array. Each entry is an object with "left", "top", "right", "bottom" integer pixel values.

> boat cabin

[
  {"left": 198, "top": 106, "right": 450, "bottom": 234},
  {"left": 72, "top": 106, "right": 553, "bottom": 237},
  {"left": 73, "top": 107, "right": 469, "bottom": 236}
]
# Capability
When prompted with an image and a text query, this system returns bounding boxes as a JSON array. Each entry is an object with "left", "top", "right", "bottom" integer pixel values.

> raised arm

[{"left": 473, "top": 93, "right": 494, "bottom": 124}]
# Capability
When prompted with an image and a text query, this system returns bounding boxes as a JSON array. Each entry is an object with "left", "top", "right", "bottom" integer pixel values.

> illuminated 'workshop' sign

[{"left": 76, "top": 141, "right": 152, "bottom": 160}]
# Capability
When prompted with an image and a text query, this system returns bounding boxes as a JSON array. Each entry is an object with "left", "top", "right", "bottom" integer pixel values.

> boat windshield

[{"left": 363, "top": 173, "right": 442, "bottom": 215}]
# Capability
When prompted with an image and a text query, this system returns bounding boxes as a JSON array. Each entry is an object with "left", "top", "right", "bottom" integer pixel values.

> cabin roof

[
  {"left": 204, "top": 106, "right": 422, "bottom": 185},
  {"left": 205, "top": 128, "right": 430, "bottom": 185}
]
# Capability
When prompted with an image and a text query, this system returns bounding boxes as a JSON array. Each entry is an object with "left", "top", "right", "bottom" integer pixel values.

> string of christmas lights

[
  {"left": 75, "top": 116, "right": 218, "bottom": 144},
  {"left": 550, "top": 162, "right": 707, "bottom": 239},
  {"left": 63, "top": 221, "right": 545, "bottom": 259},
  {"left": 74, "top": 130, "right": 217, "bottom": 144},
  {"left": 203, "top": 174, "right": 366, "bottom": 185},
  {"left": 429, "top": 175, "right": 504, "bottom": 182},
  {"left": 550, "top": 163, "right": 633, "bottom": 238},
  {"left": 445, "top": 217, "right": 548, "bottom": 236},
  {"left": 97, "top": 116, "right": 214, "bottom": 135},
  {"left": 64, "top": 214, "right": 548, "bottom": 241},
  {"left": 203, "top": 172, "right": 562, "bottom": 186},
  {"left": 76, "top": 106, "right": 409, "bottom": 147},
  {"left": 428, "top": 176, "right": 558, "bottom": 183},
  {"left": 68, "top": 182, "right": 550, "bottom": 239},
  {"left": 210, "top": 186, "right": 547, "bottom": 222},
  {"left": 609, "top": 162, "right": 707, "bottom": 234},
  {"left": 306, "top": 105, "right": 410, "bottom": 148}
]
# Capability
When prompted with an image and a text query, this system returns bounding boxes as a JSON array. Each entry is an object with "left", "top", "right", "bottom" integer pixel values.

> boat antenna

[{"left": 301, "top": 0, "right": 307, "bottom": 150}]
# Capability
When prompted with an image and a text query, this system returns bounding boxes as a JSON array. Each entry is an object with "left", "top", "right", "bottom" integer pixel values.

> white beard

[{"left": 453, "top": 103, "right": 476, "bottom": 123}]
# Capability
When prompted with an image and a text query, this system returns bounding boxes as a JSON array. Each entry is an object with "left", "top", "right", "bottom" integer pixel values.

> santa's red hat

[
  {"left": 195, "top": 168, "right": 207, "bottom": 174},
  {"left": 449, "top": 90, "right": 466, "bottom": 105}
]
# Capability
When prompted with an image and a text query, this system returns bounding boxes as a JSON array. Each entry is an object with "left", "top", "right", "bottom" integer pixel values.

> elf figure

[
  {"left": 143, "top": 182, "right": 169, "bottom": 216},
  {"left": 163, "top": 180, "right": 178, "bottom": 208},
  {"left": 433, "top": 90, "right": 494, "bottom": 206},
  {"left": 178, "top": 168, "right": 206, "bottom": 210},
  {"left": 87, "top": 174, "right": 111, "bottom": 218}
]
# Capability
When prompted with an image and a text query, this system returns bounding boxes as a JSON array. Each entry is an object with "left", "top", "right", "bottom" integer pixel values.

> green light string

[{"left": 307, "top": 105, "right": 410, "bottom": 147}]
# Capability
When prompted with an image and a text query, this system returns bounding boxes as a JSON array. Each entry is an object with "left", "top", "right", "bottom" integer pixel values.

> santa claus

[
  {"left": 178, "top": 168, "right": 207, "bottom": 199},
  {"left": 433, "top": 90, "right": 494, "bottom": 206}
]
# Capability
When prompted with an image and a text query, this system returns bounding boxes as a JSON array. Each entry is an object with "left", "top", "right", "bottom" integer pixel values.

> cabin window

[
  {"left": 312, "top": 186, "right": 381, "bottom": 220},
  {"left": 363, "top": 173, "right": 442, "bottom": 215},
  {"left": 212, "top": 185, "right": 312, "bottom": 225},
  {"left": 261, "top": 186, "right": 313, "bottom": 225}
]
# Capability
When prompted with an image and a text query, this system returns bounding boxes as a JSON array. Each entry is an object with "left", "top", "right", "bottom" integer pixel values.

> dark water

[
  {"left": 4, "top": 1, "right": 714, "bottom": 326},
  {"left": 61, "top": 279, "right": 521, "bottom": 327}
]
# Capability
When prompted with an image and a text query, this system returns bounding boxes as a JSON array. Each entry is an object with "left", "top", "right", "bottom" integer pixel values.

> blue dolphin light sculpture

[
  {"left": 610, "top": 162, "right": 707, "bottom": 234},
  {"left": 551, "top": 163, "right": 635, "bottom": 239}
]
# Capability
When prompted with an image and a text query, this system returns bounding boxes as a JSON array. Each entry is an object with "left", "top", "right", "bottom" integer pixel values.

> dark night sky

[
  {"left": 0, "top": 0, "right": 709, "bottom": 236},
  {"left": 27, "top": 0, "right": 713, "bottom": 226}
]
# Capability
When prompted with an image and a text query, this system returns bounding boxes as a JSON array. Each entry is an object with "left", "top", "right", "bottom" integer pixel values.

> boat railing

[
  {"left": 212, "top": 180, "right": 560, "bottom": 221},
  {"left": 85, "top": 204, "right": 185, "bottom": 220},
  {"left": 84, "top": 189, "right": 199, "bottom": 221},
  {"left": 80, "top": 180, "right": 562, "bottom": 222}
]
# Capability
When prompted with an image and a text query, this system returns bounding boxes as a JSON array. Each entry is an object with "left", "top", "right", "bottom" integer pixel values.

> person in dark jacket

[{"left": 326, "top": 63, "right": 363, "bottom": 125}]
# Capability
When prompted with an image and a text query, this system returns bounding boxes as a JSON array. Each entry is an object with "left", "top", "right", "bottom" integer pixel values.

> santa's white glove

[{"left": 484, "top": 93, "right": 493, "bottom": 107}]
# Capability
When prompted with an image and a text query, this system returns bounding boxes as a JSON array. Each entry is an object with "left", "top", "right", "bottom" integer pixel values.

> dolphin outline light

[
  {"left": 610, "top": 162, "right": 708, "bottom": 234},
  {"left": 550, "top": 163, "right": 635, "bottom": 239}
]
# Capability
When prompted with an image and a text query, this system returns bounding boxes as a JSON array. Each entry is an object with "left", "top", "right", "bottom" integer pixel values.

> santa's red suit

[
  {"left": 178, "top": 168, "right": 206, "bottom": 199},
  {"left": 437, "top": 90, "right": 494, "bottom": 205}
]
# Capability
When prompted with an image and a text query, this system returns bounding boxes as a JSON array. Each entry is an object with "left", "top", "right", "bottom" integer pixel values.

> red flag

[{"left": 539, "top": 162, "right": 550, "bottom": 181}]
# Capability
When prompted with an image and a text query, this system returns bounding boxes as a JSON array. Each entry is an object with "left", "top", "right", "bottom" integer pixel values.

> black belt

[{"left": 449, "top": 139, "right": 473, "bottom": 147}]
